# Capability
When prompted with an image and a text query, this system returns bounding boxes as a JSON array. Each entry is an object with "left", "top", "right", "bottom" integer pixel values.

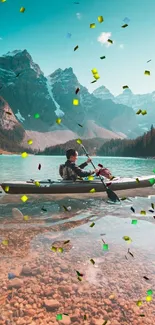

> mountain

[
  {"left": 0, "top": 96, "right": 28, "bottom": 152},
  {"left": 0, "top": 49, "right": 144, "bottom": 152},
  {"left": 97, "top": 125, "right": 155, "bottom": 158},
  {"left": 93, "top": 86, "right": 114, "bottom": 101}
]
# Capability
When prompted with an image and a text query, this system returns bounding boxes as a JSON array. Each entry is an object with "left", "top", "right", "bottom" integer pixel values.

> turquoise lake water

[{"left": 0, "top": 155, "right": 155, "bottom": 182}]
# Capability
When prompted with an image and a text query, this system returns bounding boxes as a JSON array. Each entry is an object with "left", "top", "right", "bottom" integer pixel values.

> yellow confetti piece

[
  {"left": 56, "top": 118, "right": 61, "bottom": 124},
  {"left": 141, "top": 110, "right": 147, "bottom": 115},
  {"left": 73, "top": 99, "right": 79, "bottom": 106},
  {"left": 20, "top": 7, "right": 25, "bottom": 13},
  {"left": 35, "top": 181, "right": 40, "bottom": 187},
  {"left": 122, "top": 85, "right": 129, "bottom": 89},
  {"left": 4, "top": 186, "right": 9, "bottom": 192},
  {"left": 21, "top": 195, "right": 28, "bottom": 203},
  {"left": 93, "top": 73, "right": 100, "bottom": 80},
  {"left": 140, "top": 210, "right": 146, "bottom": 215},
  {"left": 98, "top": 16, "right": 104, "bottom": 23},
  {"left": 136, "top": 300, "right": 142, "bottom": 306},
  {"left": 1, "top": 240, "right": 8, "bottom": 246},
  {"left": 144, "top": 70, "right": 150, "bottom": 76},
  {"left": 58, "top": 247, "right": 63, "bottom": 253},
  {"left": 76, "top": 138, "right": 82, "bottom": 144},
  {"left": 90, "top": 23, "right": 96, "bottom": 28},
  {"left": 1, "top": 0, "right": 6, "bottom": 2},
  {"left": 51, "top": 246, "right": 57, "bottom": 252},
  {"left": 90, "top": 188, "right": 96, "bottom": 193},
  {"left": 92, "top": 68, "right": 98, "bottom": 74},
  {"left": 123, "top": 236, "right": 132, "bottom": 243},
  {"left": 21, "top": 152, "right": 28, "bottom": 158},
  {"left": 88, "top": 175, "right": 94, "bottom": 181},
  {"left": 146, "top": 296, "right": 152, "bottom": 302},
  {"left": 23, "top": 215, "right": 30, "bottom": 221},
  {"left": 27, "top": 139, "right": 33, "bottom": 145},
  {"left": 136, "top": 178, "right": 140, "bottom": 183}
]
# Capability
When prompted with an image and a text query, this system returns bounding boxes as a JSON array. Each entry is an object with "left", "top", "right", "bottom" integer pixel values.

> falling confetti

[
  {"left": 98, "top": 16, "right": 104, "bottom": 23},
  {"left": 90, "top": 259, "right": 95, "bottom": 265},
  {"left": 76, "top": 270, "right": 84, "bottom": 277},
  {"left": 74, "top": 45, "right": 79, "bottom": 51},
  {"left": 84, "top": 315, "right": 87, "bottom": 320},
  {"left": 56, "top": 314, "right": 62, "bottom": 320},
  {"left": 21, "top": 152, "right": 28, "bottom": 158},
  {"left": 5, "top": 111, "right": 12, "bottom": 115},
  {"left": 73, "top": 99, "right": 79, "bottom": 105},
  {"left": 139, "top": 314, "right": 145, "bottom": 317},
  {"left": 140, "top": 210, "right": 146, "bottom": 215},
  {"left": 1, "top": 0, "right": 7, "bottom": 2},
  {"left": 21, "top": 195, "right": 28, "bottom": 203},
  {"left": 122, "top": 85, "right": 129, "bottom": 89},
  {"left": 149, "top": 178, "right": 155, "bottom": 185},
  {"left": 93, "top": 73, "right": 100, "bottom": 80},
  {"left": 146, "top": 296, "right": 152, "bottom": 302},
  {"left": 143, "top": 276, "right": 150, "bottom": 281},
  {"left": 102, "top": 321, "right": 108, "bottom": 325},
  {"left": 4, "top": 186, "right": 9, "bottom": 192},
  {"left": 88, "top": 175, "right": 94, "bottom": 181},
  {"left": 121, "top": 24, "right": 128, "bottom": 28},
  {"left": 56, "top": 118, "right": 61, "bottom": 124},
  {"left": 90, "top": 222, "right": 95, "bottom": 227},
  {"left": 147, "top": 289, "right": 153, "bottom": 296},
  {"left": 75, "top": 87, "right": 80, "bottom": 94},
  {"left": 58, "top": 247, "right": 63, "bottom": 253},
  {"left": 147, "top": 59, "right": 151, "bottom": 63},
  {"left": 34, "top": 181, "right": 40, "bottom": 187},
  {"left": 90, "top": 188, "right": 96, "bottom": 193},
  {"left": 151, "top": 203, "right": 154, "bottom": 209},
  {"left": 103, "top": 244, "right": 108, "bottom": 250},
  {"left": 92, "top": 68, "right": 98, "bottom": 74},
  {"left": 131, "top": 207, "right": 135, "bottom": 213},
  {"left": 131, "top": 220, "right": 137, "bottom": 224},
  {"left": 41, "top": 206, "right": 47, "bottom": 212},
  {"left": 128, "top": 248, "right": 134, "bottom": 258},
  {"left": 100, "top": 56, "right": 106, "bottom": 59},
  {"left": 78, "top": 123, "right": 83, "bottom": 127},
  {"left": 51, "top": 246, "right": 57, "bottom": 252},
  {"left": 123, "top": 236, "right": 132, "bottom": 243},
  {"left": 27, "top": 139, "right": 33, "bottom": 145},
  {"left": 38, "top": 164, "right": 41, "bottom": 170},
  {"left": 77, "top": 276, "right": 82, "bottom": 281},
  {"left": 141, "top": 110, "right": 147, "bottom": 115},
  {"left": 76, "top": 138, "right": 82, "bottom": 144},
  {"left": 8, "top": 273, "right": 16, "bottom": 280},
  {"left": 91, "top": 80, "right": 97, "bottom": 83},
  {"left": 136, "top": 300, "right": 142, "bottom": 307},
  {"left": 107, "top": 39, "right": 113, "bottom": 44},
  {"left": 90, "top": 23, "right": 96, "bottom": 28},
  {"left": 34, "top": 113, "right": 40, "bottom": 119},
  {"left": 20, "top": 7, "right": 25, "bottom": 13},
  {"left": 23, "top": 215, "right": 30, "bottom": 221},
  {"left": 136, "top": 109, "right": 142, "bottom": 115},
  {"left": 64, "top": 240, "right": 70, "bottom": 244},
  {"left": 144, "top": 70, "right": 150, "bottom": 76},
  {"left": 136, "top": 178, "right": 140, "bottom": 183},
  {"left": 1, "top": 239, "right": 8, "bottom": 246}
]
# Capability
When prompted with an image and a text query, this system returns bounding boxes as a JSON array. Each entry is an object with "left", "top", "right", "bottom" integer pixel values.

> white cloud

[
  {"left": 76, "top": 12, "right": 81, "bottom": 20},
  {"left": 97, "top": 32, "right": 112, "bottom": 47},
  {"left": 119, "top": 44, "right": 124, "bottom": 49}
]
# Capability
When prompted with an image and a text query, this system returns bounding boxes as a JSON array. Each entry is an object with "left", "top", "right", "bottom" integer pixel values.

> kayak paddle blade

[{"left": 107, "top": 188, "right": 120, "bottom": 203}]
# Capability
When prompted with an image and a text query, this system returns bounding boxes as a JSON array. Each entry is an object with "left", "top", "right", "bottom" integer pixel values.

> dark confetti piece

[
  {"left": 76, "top": 270, "right": 84, "bottom": 277},
  {"left": 139, "top": 314, "right": 145, "bottom": 317},
  {"left": 131, "top": 206, "right": 135, "bottom": 213},
  {"left": 38, "top": 164, "right": 41, "bottom": 170},
  {"left": 63, "top": 313, "right": 69, "bottom": 316},
  {"left": 136, "top": 178, "right": 140, "bottom": 183},
  {"left": 128, "top": 248, "right": 134, "bottom": 258},
  {"left": 151, "top": 203, "right": 154, "bottom": 209},
  {"left": 78, "top": 123, "right": 83, "bottom": 127},
  {"left": 102, "top": 321, "right": 108, "bottom": 325},
  {"left": 84, "top": 315, "right": 87, "bottom": 320},
  {"left": 143, "top": 276, "right": 150, "bottom": 281},
  {"left": 121, "top": 24, "right": 128, "bottom": 28},
  {"left": 147, "top": 59, "right": 151, "bottom": 63},
  {"left": 123, "top": 85, "right": 129, "bottom": 89},
  {"left": 64, "top": 240, "right": 70, "bottom": 244},
  {"left": 41, "top": 206, "right": 47, "bottom": 212},
  {"left": 90, "top": 222, "right": 95, "bottom": 227},
  {"left": 90, "top": 259, "right": 95, "bottom": 265},
  {"left": 98, "top": 163, "right": 103, "bottom": 168},
  {"left": 5, "top": 111, "right": 12, "bottom": 115},
  {"left": 75, "top": 87, "right": 80, "bottom": 94},
  {"left": 107, "top": 39, "right": 113, "bottom": 44},
  {"left": 91, "top": 80, "right": 97, "bottom": 83},
  {"left": 74, "top": 45, "right": 79, "bottom": 51},
  {"left": 100, "top": 56, "right": 106, "bottom": 59},
  {"left": 63, "top": 205, "right": 70, "bottom": 212},
  {"left": 149, "top": 209, "right": 154, "bottom": 213}
]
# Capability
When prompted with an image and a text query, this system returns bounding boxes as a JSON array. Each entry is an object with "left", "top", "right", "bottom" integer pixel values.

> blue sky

[{"left": 0, "top": 0, "right": 155, "bottom": 96}]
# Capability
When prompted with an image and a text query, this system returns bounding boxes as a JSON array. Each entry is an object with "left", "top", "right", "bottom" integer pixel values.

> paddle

[{"left": 80, "top": 144, "right": 120, "bottom": 203}]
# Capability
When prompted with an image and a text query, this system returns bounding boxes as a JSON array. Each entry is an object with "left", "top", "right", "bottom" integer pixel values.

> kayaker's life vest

[
  {"left": 59, "top": 164, "right": 65, "bottom": 178},
  {"left": 59, "top": 163, "right": 77, "bottom": 181}
]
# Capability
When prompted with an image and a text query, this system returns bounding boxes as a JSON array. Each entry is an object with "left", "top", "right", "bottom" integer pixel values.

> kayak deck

[{"left": 0, "top": 175, "right": 154, "bottom": 195}]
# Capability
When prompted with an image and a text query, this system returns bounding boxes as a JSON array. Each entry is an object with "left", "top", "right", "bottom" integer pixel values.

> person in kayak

[{"left": 59, "top": 149, "right": 99, "bottom": 181}]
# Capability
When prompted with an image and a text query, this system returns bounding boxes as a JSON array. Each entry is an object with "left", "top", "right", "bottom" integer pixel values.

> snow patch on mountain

[
  {"left": 3, "top": 50, "right": 23, "bottom": 57},
  {"left": 46, "top": 77, "right": 64, "bottom": 117},
  {"left": 15, "top": 110, "right": 25, "bottom": 123}
]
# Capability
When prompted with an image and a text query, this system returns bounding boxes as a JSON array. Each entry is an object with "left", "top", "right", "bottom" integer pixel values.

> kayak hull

[{"left": 0, "top": 175, "right": 154, "bottom": 195}]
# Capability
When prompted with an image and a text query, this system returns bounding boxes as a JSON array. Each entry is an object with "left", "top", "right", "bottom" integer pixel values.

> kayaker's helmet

[{"left": 59, "top": 164, "right": 65, "bottom": 178}]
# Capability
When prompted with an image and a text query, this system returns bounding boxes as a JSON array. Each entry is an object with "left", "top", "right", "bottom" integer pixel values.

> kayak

[{"left": 0, "top": 175, "right": 154, "bottom": 195}]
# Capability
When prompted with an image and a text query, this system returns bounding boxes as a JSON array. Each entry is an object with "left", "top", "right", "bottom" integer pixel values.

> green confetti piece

[
  {"left": 56, "top": 314, "right": 62, "bottom": 320},
  {"left": 90, "top": 222, "right": 95, "bottom": 227},
  {"left": 149, "top": 178, "right": 155, "bottom": 185},
  {"left": 34, "top": 113, "right": 40, "bottom": 119},
  {"left": 132, "top": 220, "right": 138, "bottom": 224},
  {"left": 153, "top": 169, "right": 155, "bottom": 173},
  {"left": 147, "top": 289, "right": 153, "bottom": 296},
  {"left": 103, "top": 244, "right": 108, "bottom": 250}
]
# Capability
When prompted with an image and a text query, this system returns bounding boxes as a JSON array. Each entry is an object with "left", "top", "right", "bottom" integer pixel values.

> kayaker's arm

[
  {"left": 78, "top": 162, "right": 88, "bottom": 169},
  {"left": 70, "top": 163, "right": 94, "bottom": 177}
]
